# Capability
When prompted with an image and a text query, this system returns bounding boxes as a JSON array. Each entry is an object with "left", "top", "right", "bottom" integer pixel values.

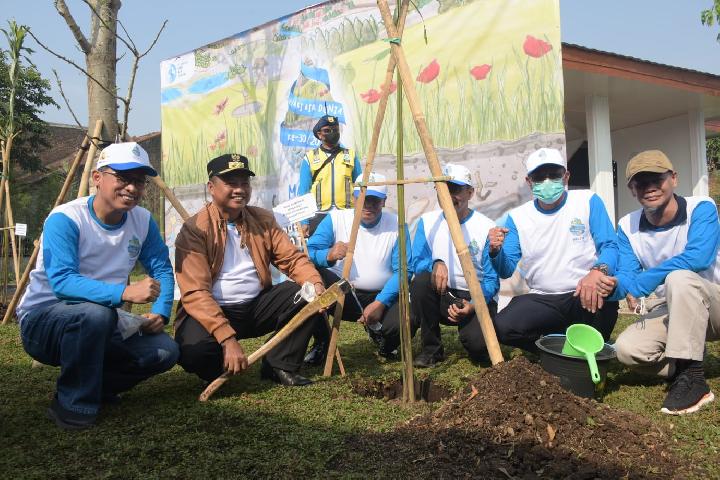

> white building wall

[{"left": 611, "top": 114, "right": 694, "bottom": 219}]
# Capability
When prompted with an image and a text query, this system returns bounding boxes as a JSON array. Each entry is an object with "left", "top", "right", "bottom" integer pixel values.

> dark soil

[
  {"left": 330, "top": 357, "right": 696, "bottom": 479},
  {"left": 351, "top": 377, "right": 452, "bottom": 403}
]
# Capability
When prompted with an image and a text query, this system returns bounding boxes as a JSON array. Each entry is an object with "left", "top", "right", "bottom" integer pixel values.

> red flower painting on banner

[
  {"left": 417, "top": 59, "right": 440, "bottom": 83},
  {"left": 523, "top": 35, "right": 552, "bottom": 58},
  {"left": 360, "top": 88, "right": 381, "bottom": 103},
  {"left": 470, "top": 64, "right": 492, "bottom": 80}
]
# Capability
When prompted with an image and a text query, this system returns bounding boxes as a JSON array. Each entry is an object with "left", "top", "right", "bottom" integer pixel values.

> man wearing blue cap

[
  {"left": 489, "top": 148, "right": 619, "bottom": 352},
  {"left": 17, "top": 142, "right": 179, "bottom": 430},
  {"left": 304, "top": 172, "right": 414, "bottom": 363},
  {"left": 410, "top": 164, "right": 498, "bottom": 367},
  {"left": 297, "top": 115, "right": 362, "bottom": 236}
]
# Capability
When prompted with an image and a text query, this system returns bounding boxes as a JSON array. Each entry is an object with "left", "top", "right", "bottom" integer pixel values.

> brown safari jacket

[{"left": 174, "top": 202, "right": 322, "bottom": 344}]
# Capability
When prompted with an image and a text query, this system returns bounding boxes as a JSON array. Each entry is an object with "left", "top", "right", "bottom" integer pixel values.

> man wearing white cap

[
  {"left": 304, "top": 172, "right": 414, "bottom": 362},
  {"left": 410, "top": 163, "right": 498, "bottom": 367},
  {"left": 17, "top": 142, "right": 179, "bottom": 429},
  {"left": 489, "top": 147, "right": 619, "bottom": 352}
]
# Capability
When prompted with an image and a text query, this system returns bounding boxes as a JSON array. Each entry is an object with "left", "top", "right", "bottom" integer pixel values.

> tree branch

[
  {"left": 120, "top": 20, "right": 167, "bottom": 138},
  {"left": 54, "top": 0, "right": 91, "bottom": 54},
  {"left": 52, "top": 69, "right": 84, "bottom": 129},
  {"left": 28, "top": 29, "right": 123, "bottom": 105},
  {"left": 81, "top": 0, "right": 136, "bottom": 54}
]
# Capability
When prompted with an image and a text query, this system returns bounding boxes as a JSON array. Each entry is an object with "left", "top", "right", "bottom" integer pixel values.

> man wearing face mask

[
  {"left": 489, "top": 148, "right": 619, "bottom": 352},
  {"left": 297, "top": 115, "right": 363, "bottom": 237}
]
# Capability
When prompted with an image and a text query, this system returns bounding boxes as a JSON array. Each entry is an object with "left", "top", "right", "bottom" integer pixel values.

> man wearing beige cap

[{"left": 599, "top": 150, "right": 719, "bottom": 415}]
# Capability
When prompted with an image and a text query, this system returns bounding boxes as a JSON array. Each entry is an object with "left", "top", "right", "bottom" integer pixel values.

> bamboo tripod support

[
  {"left": 295, "top": 222, "right": 346, "bottom": 376},
  {"left": 0, "top": 134, "right": 21, "bottom": 286},
  {"left": 376, "top": 0, "right": 503, "bottom": 365},
  {"left": 77, "top": 120, "right": 104, "bottom": 198},
  {"left": 1, "top": 131, "right": 91, "bottom": 325},
  {"left": 322, "top": 0, "right": 411, "bottom": 377}
]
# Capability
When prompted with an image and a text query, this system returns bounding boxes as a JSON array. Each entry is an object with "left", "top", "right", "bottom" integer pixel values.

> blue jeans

[{"left": 20, "top": 301, "right": 179, "bottom": 416}]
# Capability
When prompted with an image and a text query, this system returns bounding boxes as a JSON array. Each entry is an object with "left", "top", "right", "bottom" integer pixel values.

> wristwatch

[{"left": 591, "top": 263, "right": 609, "bottom": 275}]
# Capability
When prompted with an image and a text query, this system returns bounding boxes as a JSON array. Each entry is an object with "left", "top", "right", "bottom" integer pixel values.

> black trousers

[
  {"left": 493, "top": 291, "right": 619, "bottom": 352},
  {"left": 409, "top": 271, "right": 496, "bottom": 360},
  {"left": 175, "top": 281, "right": 317, "bottom": 382},
  {"left": 310, "top": 269, "right": 417, "bottom": 353}
]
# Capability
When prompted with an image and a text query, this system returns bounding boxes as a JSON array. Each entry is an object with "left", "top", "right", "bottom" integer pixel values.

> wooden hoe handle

[{"left": 198, "top": 279, "right": 351, "bottom": 401}]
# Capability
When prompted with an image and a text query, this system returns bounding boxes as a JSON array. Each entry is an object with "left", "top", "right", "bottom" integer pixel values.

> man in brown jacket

[{"left": 174, "top": 153, "right": 326, "bottom": 386}]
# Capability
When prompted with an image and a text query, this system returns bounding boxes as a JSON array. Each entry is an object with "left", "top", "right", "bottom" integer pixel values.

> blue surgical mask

[{"left": 532, "top": 178, "right": 565, "bottom": 204}]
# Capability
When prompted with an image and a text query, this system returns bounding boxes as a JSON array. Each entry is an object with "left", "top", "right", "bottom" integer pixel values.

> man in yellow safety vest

[{"left": 297, "top": 115, "right": 362, "bottom": 236}]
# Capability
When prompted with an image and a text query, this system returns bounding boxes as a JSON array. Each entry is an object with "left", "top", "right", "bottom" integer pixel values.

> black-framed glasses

[
  {"left": 629, "top": 171, "right": 672, "bottom": 190},
  {"left": 101, "top": 170, "right": 149, "bottom": 188},
  {"left": 529, "top": 170, "right": 565, "bottom": 183}
]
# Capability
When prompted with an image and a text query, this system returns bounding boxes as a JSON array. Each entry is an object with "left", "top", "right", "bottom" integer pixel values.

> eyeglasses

[
  {"left": 101, "top": 170, "right": 149, "bottom": 188},
  {"left": 529, "top": 170, "right": 565, "bottom": 183},
  {"left": 629, "top": 171, "right": 672, "bottom": 190}
]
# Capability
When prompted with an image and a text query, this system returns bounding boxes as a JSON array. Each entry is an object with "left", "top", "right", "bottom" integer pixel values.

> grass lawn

[{"left": 1, "top": 312, "right": 718, "bottom": 479}]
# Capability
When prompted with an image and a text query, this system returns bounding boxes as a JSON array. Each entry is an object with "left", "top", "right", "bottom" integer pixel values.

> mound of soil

[{"left": 330, "top": 357, "right": 694, "bottom": 479}]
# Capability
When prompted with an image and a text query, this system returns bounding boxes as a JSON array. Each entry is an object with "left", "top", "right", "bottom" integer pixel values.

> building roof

[{"left": 562, "top": 42, "right": 720, "bottom": 97}]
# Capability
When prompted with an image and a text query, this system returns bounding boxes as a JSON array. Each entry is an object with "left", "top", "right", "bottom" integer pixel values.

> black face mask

[{"left": 323, "top": 132, "right": 340, "bottom": 146}]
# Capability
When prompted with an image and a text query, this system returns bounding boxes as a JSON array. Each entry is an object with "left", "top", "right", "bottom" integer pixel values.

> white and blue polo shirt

[
  {"left": 411, "top": 209, "right": 498, "bottom": 299},
  {"left": 492, "top": 190, "right": 618, "bottom": 294},
  {"left": 17, "top": 196, "right": 174, "bottom": 322},
  {"left": 611, "top": 195, "right": 720, "bottom": 300}
]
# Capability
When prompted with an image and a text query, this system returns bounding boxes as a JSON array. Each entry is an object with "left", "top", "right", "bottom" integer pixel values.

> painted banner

[{"left": 160, "top": 0, "right": 565, "bottom": 248}]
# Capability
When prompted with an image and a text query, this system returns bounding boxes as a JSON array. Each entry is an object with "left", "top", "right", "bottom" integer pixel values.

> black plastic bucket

[{"left": 535, "top": 335, "right": 616, "bottom": 399}]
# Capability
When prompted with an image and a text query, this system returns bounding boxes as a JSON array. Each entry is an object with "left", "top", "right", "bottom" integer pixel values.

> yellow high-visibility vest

[{"left": 307, "top": 148, "right": 356, "bottom": 211}]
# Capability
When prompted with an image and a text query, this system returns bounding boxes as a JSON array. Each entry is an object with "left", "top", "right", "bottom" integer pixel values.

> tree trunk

[{"left": 86, "top": 0, "right": 120, "bottom": 144}]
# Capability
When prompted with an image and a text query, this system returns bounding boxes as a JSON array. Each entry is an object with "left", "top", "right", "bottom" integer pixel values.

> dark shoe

[
  {"left": 661, "top": 372, "right": 715, "bottom": 415},
  {"left": 303, "top": 341, "right": 328, "bottom": 366},
  {"left": 413, "top": 351, "right": 444, "bottom": 368},
  {"left": 46, "top": 396, "right": 96, "bottom": 430},
  {"left": 261, "top": 362, "right": 312, "bottom": 386},
  {"left": 377, "top": 347, "right": 399, "bottom": 362}
]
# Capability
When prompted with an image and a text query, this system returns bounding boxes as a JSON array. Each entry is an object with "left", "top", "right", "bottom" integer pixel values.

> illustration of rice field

[{"left": 160, "top": 0, "right": 564, "bottom": 190}]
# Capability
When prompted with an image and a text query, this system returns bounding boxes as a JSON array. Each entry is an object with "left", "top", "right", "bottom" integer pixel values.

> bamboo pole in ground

[
  {"left": 377, "top": 0, "right": 503, "bottom": 365},
  {"left": 323, "top": 0, "right": 410, "bottom": 377},
  {"left": 295, "top": 222, "right": 346, "bottom": 376},
  {"left": 4, "top": 182, "right": 19, "bottom": 283},
  {"left": 1, "top": 134, "right": 90, "bottom": 325},
  {"left": 77, "top": 120, "right": 104, "bottom": 198},
  {"left": 0, "top": 135, "right": 17, "bottom": 227},
  {"left": 395, "top": 58, "right": 415, "bottom": 403}
]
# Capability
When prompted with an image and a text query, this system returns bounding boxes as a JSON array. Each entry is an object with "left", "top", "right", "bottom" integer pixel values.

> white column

[
  {"left": 688, "top": 109, "right": 709, "bottom": 196},
  {"left": 585, "top": 94, "right": 615, "bottom": 224}
]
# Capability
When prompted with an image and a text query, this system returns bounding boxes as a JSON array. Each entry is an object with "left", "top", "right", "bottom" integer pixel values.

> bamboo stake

[
  {"left": 0, "top": 135, "right": 17, "bottom": 224},
  {"left": 77, "top": 120, "right": 104, "bottom": 198},
  {"left": 377, "top": 0, "right": 503, "bottom": 365},
  {"left": 151, "top": 175, "right": 190, "bottom": 221},
  {"left": 355, "top": 175, "right": 451, "bottom": 187},
  {"left": 4, "top": 183, "right": 19, "bottom": 283},
  {"left": 1, "top": 135, "right": 89, "bottom": 325},
  {"left": 396, "top": 54, "right": 415, "bottom": 403},
  {"left": 323, "top": 0, "right": 410, "bottom": 377}
]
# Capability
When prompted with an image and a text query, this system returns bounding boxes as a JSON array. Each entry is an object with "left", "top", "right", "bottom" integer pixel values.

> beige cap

[{"left": 625, "top": 150, "right": 674, "bottom": 184}]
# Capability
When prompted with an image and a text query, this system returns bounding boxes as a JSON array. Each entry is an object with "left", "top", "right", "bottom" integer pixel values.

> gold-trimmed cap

[{"left": 207, "top": 153, "right": 255, "bottom": 178}]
